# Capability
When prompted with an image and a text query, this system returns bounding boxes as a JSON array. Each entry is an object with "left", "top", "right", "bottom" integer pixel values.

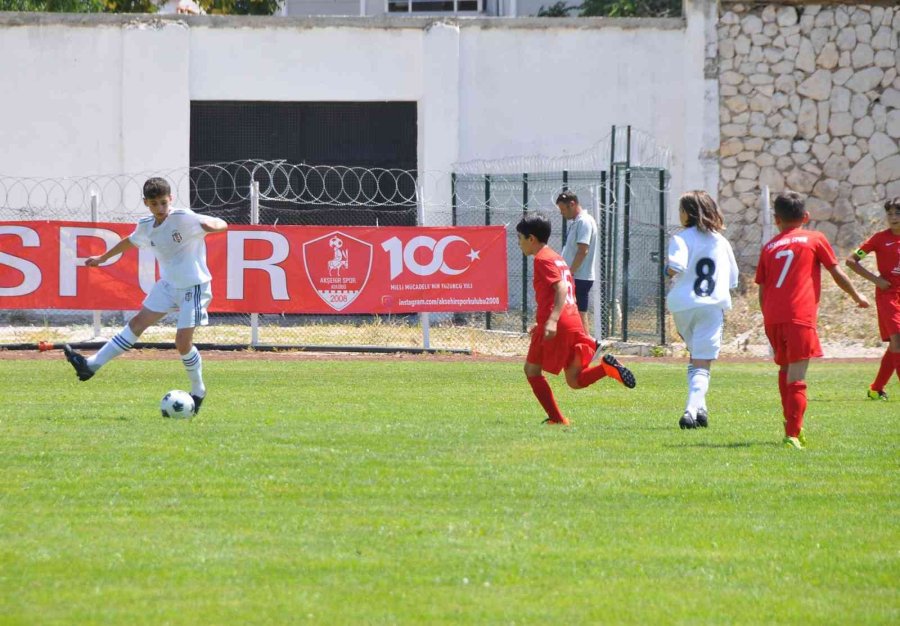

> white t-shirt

[
  {"left": 666, "top": 226, "right": 739, "bottom": 313},
  {"left": 562, "top": 210, "right": 597, "bottom": 281},
  {"left": 129, "top": 208, "right": 211, "bottom": 289}
]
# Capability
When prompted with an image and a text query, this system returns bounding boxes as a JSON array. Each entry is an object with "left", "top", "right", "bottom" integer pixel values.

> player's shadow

[{"left": 665, "top": 441, "right": 779, "bottom": 449}]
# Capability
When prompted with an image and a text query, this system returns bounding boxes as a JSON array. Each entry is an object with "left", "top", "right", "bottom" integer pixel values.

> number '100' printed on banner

[{"left": 0, "top": 222, "right": 509, "bottom": 314}]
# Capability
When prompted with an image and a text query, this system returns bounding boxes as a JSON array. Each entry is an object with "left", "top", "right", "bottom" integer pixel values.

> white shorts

[
  {"left": 672, "top": 307, "right": 724, "bottom": 360},
  {"left": 143, "top": 280, "right": 211, "bottom": 329}
]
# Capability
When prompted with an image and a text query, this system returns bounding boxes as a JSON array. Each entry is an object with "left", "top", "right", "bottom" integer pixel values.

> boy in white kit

[
  {"left": 666, "top": 190, "right": 739, "bottom": 429},
  {"left": 63, "top": 177, "right": 228, "bottom": 415}
]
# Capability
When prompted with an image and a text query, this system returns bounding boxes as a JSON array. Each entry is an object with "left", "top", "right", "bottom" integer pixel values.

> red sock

[
  {"left": 893, "top": 351, "right": 900, "bottom": 382},
  {"left": 778, "top": 370, "right": 788, "bottom": 421},
  {"left": 527, "top": 375, "right": 565, "bottom": 422},
  {"left": 871, "top": 350, "right": 894, "bottom": 391},
  {"left": 576, "top": 363, "right": 607, "bottom": 388},
  {"left": 785, "top": 380, "right": 807, "bottom": 438}
]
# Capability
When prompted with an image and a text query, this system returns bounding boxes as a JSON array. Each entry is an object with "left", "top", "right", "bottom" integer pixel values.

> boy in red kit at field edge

[
  {"left": 845, "top": 197, "right": 900, "bottom": 401},
  {"left": 755, "top": 191, "right": 869, "bottom": 450},
  {"left": 516, "top": 213, "right": 635, "bottom": 426}
]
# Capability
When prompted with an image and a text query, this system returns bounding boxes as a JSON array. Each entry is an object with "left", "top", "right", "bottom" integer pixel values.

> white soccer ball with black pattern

[{"left": 160, "top": 389, "right": 195, "bottom": 418}]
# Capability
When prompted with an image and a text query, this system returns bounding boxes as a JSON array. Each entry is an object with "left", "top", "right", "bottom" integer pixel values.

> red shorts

[
  {"left": 764, "top": 322, "right": 823, "bottom": 366},
  {"left": 875, "top": 289, "right": 900, "bottom": 341},
  {"left": 527, "top": 315, "right": 596, "bottom": 375}
]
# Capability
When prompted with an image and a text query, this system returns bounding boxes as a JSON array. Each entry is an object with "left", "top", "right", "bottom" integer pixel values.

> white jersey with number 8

[{"left": 666, "top": 227, "right": 739, "bottom": 313}]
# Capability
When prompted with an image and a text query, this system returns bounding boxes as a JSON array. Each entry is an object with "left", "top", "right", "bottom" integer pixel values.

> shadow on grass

[{"left": 665, "top": 441, "right": 779, "bottom": 449}]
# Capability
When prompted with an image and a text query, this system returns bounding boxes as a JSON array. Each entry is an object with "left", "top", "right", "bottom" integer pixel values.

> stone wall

[{"left": 717, "top": 2, "right": 900, "bottom": 264}]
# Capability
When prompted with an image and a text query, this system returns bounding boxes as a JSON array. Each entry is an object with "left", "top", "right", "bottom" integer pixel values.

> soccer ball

[{"left": 160, "top": 389, "right": 195, "bottom": 418}]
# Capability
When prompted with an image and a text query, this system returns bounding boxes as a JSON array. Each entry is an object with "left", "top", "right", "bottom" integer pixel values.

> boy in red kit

[
  {"left": 846, "top": 197, "right": 900, "bottom": 401},
  {"left": 516, "top": 213, "right": 635, "bottom": 426},
  {"left": 756, "top": 192, "right": 869, "bottom": 450}
]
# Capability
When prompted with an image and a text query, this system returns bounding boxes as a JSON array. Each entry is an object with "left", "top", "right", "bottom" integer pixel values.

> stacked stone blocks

[{"left": 718, "top": 2, "right": 899, "bottom": 263}]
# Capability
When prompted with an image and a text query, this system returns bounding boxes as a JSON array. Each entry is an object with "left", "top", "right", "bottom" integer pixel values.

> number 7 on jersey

[{"left": 774, "top": 249, "right": 794, "bottom": 288}]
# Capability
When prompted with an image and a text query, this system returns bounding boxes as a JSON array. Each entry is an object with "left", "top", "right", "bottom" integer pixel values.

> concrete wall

[{"left": 0, "top": 9, "right": 714, "bottom": 213}]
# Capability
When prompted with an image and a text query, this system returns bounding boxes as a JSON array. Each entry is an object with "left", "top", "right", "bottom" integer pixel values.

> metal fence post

[
  {"left": 90, "top": 190, "right": 102, "bottom": 339},
  {"left": 599, "top": 170, "right": 609, "bottom": 339},
  {"left": 521, "top": 172, "right": 529, "bottom": 334},
  {"left": 658, "top": 169, "right": 667, "bottom": 346},
  {"left": 418, "top": 182, "right": 431, "bottom": 349},
  {"left": 484, "top": 174, "right": 492, "bottom": 331},
  {"left": 249, "top": 181, "right": 260, "bottom": 346},
  {"left": 451, "top": 172, "right": 457, "bottom": 227},
  {"left": 592, "top": 183, "right": 602, "bottom": 341},
  {"left": 560, "top": 170, "right": 568, "bottom": 247},
  {"left": 622, "top": 127, "right": 632, "bottom": 342}
]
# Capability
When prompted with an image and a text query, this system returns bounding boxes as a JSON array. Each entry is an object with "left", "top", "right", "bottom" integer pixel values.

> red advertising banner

[{"left": 0, "top": 222, "right": 508, "bottom": 314}]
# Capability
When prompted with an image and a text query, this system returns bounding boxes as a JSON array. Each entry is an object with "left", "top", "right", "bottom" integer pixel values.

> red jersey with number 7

[
  {"left": 533, "top": 246, "right": 580, "bottom": 326},
  {"left": 755, "top": 227, "right": 838, "bottom": 327}
]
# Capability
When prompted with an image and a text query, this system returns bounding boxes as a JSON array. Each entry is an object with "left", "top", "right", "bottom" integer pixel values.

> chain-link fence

[{"left": 0, "top": 127, "right": 674, "bottom": 353}]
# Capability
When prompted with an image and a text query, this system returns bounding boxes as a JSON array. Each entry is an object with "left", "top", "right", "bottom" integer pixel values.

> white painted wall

[
  {"left": 457, "top": 25, "right": 689, "bottom": 165},
  {"left": 0, "top": 9, "right": 714, "bottom": 207}
]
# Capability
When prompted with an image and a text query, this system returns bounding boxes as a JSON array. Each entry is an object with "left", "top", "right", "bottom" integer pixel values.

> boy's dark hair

[
  {"left": 773, "top": 191, "right": 805, "bottom": 222},
  {"left": 679, "top": 190, "right": 725, "bottom": 233},
  {"left": 143, "top": 177, "right": 171, "bottom": 200},
  {"left": 885, "top": 197, "right": 900, "bottom": 211},
  {"left": 516, "top": 213, "right": 552, "bottom": 244},
  {"left": 556, "top": 190, "right": 578, "bottom": 205}
]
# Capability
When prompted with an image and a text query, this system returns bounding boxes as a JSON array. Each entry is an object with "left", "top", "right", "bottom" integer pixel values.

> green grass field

[{"left": 0, "top": 356, "right": 897, "bottom": 625}]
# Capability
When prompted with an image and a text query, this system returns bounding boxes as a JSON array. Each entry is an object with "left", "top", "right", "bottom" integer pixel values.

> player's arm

[
  {"left": 85, "top": 237, "right": 135, "bottom": 267},
  {"left": 758, "top": 284, "right": 764, "bottom": 309},
  {"left": 845, "top": 249, "right": 891, "bottom": 290},
  {"left": 826, "top": 264, "right": 870, "bottom": 308},
  {"left": 727, "top": 241, "right": 740, "bottom": 289},
  {"left": 666, "top": 234, "right": 687, "bottom": 278},
  {"left": 200, "top": 216, "right": 228, "bottom": 233},
  {"left": 543, "top": 280, "right": 568, "bottom": 339},
  {"left": 569, "top": 243, "right": 589, "bottom": 274}
]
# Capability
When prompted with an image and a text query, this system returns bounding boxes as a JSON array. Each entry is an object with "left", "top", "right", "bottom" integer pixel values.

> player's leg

[
  {"left": 778, "top": 365, "right": 789, "bottom": 421},
  {"left": 574, "top": 279, "right": 592, "bottom": 334},
  {"left": 176, "top": 283, "right": 211, "bottom": 413},
  {"left": 869, "top": 349, "right": 893, "bottom": 400},
  {"left": 890, "top": 333, "right": 900, "bottom": 386},
  {"left": 82, "top": 279, "right": 176, "bottom": 375},
  {"left": 525, "top": 360, "right": 568, "bottom": 425},
  {"left": 63, "top": 306, "right": 167, "bottom": 381},
  {"left": 784, "top": 358, "right": 810, "bottom": 447},
  {"left": 870, "top": 292, "right": 899, "bottom": 398},
  {"left": 565, "top": 341, "right": 607, "bottom": 389},
  {"left": 765, "top": 323, "right": 795, "bottom": 443},
  {"left": 90, "top": 308, "right": 166, "bottom": 370},
  {"left": 687, "top": 358, "right": 712, "bottom": 427},
  {"left": 672, "top": 309, "right": 698, "bottom": 428},
  {"left": 686, "top": 308, "right": 722, "bottom": 428},
  {"left": 176, "top": 326, "right": 205, "bottom": 408}
]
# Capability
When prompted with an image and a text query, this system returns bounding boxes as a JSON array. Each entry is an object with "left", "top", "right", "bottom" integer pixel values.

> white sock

[
  {"left": 87, "top": 325, "right": 139, "bottom": 370},
  {"left": 686, "top": 367, "right": 710, "bottom": 417},
  {"left": 181, "top": 347, "right": 205, "bottom": 398}
]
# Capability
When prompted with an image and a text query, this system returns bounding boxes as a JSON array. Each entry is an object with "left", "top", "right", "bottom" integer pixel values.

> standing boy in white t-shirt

[
  {"left": 557, "top": 191, "right": 598, "bottom": 332},
  {"left": 666, "top": 190, "right": 739, "bottom": 429},
  {"left": 63, "top": 177, "right": 228, "bottom": 415}
]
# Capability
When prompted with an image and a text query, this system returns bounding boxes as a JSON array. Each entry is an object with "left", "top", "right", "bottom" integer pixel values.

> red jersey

[
  {"left": 755, "top": 227, "right": 838, "bottom": 326},
  {"left": 533, "top": 246, "right": 580, "bottom": 326},
  {"left": 858, "top": 229, "right": 900, "bottom": 291}
]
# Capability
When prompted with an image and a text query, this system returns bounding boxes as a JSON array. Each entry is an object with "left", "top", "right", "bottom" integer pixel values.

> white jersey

[
  {"left": 129, "top": 208, "right": 211, "bottom": 289},
  {"left": 666, "top": 226, "right": 739, "bottom": 313}
]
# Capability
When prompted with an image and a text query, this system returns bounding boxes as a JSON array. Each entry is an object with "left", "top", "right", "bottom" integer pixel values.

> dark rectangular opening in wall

[{"left": 190, "top": 101, "right": 418, "bottom": 226}]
